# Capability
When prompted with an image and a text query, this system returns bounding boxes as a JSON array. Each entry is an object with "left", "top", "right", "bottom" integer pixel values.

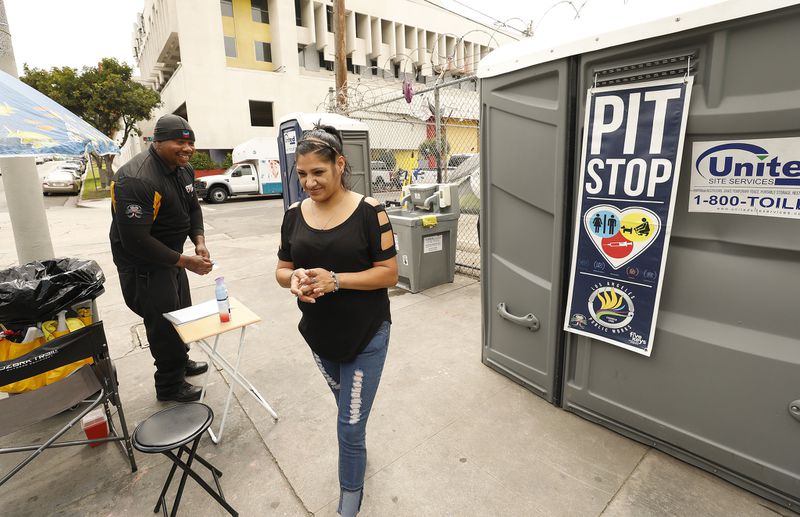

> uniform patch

[
  {"left": 125, "top": 203, "right": 143, "bottom": 219},
  {"left": 185, "top": 183, "right": 194, "bottom": 194}
]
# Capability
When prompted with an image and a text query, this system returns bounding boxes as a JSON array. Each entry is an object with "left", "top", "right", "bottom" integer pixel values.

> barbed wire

[
  {"left": 316, "top": 0, "right": 627, "bottom": 113},
  {"left": 314, "top": 22, "right": 496, "bottom": 114}
]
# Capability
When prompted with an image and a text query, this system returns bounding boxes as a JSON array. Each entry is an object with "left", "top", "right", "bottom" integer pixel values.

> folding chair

[{"left": 0, "top": 322, "right": 137, "bottom": 487}]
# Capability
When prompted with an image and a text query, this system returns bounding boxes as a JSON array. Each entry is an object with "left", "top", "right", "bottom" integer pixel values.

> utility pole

[
  {"left": 333, "top": 0, "right": 347, "bottom": 111},
  {"left": 0, "top": 0, "right": 55, "bottom": 264}
]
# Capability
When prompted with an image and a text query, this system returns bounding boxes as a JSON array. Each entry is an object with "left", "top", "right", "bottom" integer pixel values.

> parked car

[
  {"left": 58, "top": 163, "right": 83, "bottom": 179},
  {"left": 447, "top": 153, "right": 477, "bottom": 169},
  {"left": 42, "top": 169, "right": 82, "bottom": 195},
  {"left": 447, "top": 153, "right": 480, "bottom": 201},
  {"left": 65, "top": 159, "right": 86, "bottom": 173},
  {"left": 370, "top": 160, "right": 393, "bottom": 191}
]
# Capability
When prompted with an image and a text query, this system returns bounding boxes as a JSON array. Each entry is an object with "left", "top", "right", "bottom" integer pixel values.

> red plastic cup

[{"left": 81, "top": 408, "right": 109, "bottom": 447}]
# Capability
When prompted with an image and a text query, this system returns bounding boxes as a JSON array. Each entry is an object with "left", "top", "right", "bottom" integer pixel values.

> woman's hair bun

[{"left": 311, "top": 122, "right": 343, "bottom": 147}]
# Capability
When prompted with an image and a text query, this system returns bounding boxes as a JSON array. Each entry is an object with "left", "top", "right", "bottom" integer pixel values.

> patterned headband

[{"left": 301, "top": 134, "right": 341, "bottom": 155}]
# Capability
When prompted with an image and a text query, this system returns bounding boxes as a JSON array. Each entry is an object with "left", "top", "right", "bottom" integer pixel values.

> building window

[
  {"left": 393, "top": 63, "right": 400, "bottom": 79},
  {"left": 416, "top": 66, "right": 425, "bottom": 83},
  {"left": 295, "top": 0, "right": 303, "bottom": 26},
  {"left": 298, "top": 45, "right": 306, "bottom": 68},
  {"left": 371, "top": 59, "right": 378, "bottom": 77},
  {"left": 355, "top": 13, "right": 366, "bottom": 39},
  {"left": 381, "top": 20, "right": 391, "bottom": 44},
  {"left": 326, "top": 6, "right": 334, "bottom": 33},
  {"left": 319, "top": 51, "right": 334, "bottom": 71},
  {"left": 249, "top": 101, "right": 274, "bottom": 126},
  {"left": 251, "top": 0, "right": 269, "bottom": 23},
  {"left": 254, "top": 41, "right": 272, "bottom": 62},
  {"left": 224, "top": 36, "right": 237, "bottom": 58},
  {"left": 220, "top": 0, "right": 233, "bottom": 17},
  {"left": 346, "top": 57, "right": 354, "bottom": 73}
]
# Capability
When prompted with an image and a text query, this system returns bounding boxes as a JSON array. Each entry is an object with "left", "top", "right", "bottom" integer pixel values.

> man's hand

[
  {"left": 195, "top": 243, "right": 210, "bottom": 259},
  {"left": 179, "top": 254, "right": 213, "bottom": 275}
]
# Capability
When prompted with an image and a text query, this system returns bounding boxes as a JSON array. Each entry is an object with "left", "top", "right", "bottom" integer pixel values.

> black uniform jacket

[{"left": 109, "top": 146, "right": 204, "bottom": 270}]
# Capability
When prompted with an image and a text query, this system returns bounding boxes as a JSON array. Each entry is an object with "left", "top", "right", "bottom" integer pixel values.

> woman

[{"left": 275, "top": 125, "right": 398, "bottom": 517}]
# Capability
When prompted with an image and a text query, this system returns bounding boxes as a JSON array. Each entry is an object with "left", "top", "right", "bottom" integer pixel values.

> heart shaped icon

[{"left": 582, "top": 204, "right": 661, "bottom": 270}]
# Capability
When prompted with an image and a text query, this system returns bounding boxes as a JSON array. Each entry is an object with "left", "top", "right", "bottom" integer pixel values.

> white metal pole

[{"left": 0, "top": 0, "right": 55, "bottom": 263}]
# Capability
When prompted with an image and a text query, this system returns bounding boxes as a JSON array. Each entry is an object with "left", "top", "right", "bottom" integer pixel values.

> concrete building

[{"left": 123, "top": 0, "right": 513, "bottom": 164}]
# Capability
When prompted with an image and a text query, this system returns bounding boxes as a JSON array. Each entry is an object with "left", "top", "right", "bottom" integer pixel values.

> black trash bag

[{"left": 0, "top": 258, "right": 105, "bottom": 325}]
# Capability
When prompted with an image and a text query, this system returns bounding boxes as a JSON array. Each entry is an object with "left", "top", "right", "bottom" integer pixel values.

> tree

[
  {"left": 22, "top": 58, "right": 161, "bottom": 187},
  {"left": 418, "top": 135, "right": 450, "bottom": 165},
  {"left": 189, "top": 151, "right": 219, "bottom": 171},
  {"left": 221, "top": 152, "right": 233, "bottom": 169}
]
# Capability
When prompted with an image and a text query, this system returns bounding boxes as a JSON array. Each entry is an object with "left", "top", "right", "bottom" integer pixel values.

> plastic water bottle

[{"left": 215, "top": 277, "right": 231, "bottom": 323}]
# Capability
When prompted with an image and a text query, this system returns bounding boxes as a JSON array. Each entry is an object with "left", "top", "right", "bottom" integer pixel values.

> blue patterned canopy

[{"left": 0, "top": 70, "right": 119, "bottom": 157}]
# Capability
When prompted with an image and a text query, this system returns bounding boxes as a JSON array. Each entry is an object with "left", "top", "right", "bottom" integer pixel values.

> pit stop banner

[{"left": 563, "top": 77, "right": 693, "bottom": 356}]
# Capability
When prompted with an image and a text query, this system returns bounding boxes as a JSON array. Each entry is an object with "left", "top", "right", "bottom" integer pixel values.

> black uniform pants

[{"left": 118, "top": 266, "right": 192, "bottom": 396}]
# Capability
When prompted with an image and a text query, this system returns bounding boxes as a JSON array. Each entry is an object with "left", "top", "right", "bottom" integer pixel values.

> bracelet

[{"left": 330, "top": 271, "right": 340, "bottom": 292}]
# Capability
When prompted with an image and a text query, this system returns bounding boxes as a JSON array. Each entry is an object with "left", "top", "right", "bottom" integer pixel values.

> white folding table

[{"left": 170, "top": 297, "right": 278, "bottom": 444}]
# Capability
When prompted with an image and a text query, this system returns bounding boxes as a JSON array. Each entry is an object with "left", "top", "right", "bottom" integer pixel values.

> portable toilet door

[
  {"left": 277, "top": 112, "right": 372, "bottom": 211},
  {"left": 478, "top": 1, "right": 800, "bottom": 510},
  {"left": 278, "top": 119, "right": 303, "bottom": 211}
]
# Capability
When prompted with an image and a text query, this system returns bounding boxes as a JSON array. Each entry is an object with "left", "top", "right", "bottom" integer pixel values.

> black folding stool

[{"left": 132, "top": 403, "right": 237, "bottom": 516}]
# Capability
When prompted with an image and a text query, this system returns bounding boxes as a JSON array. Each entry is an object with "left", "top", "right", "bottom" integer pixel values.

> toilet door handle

[
  {"left": 497, "top": 302, "right": 540, "bottom": 331},
  {"left": 790, "top": 400, "right": 800, "bottom": 423}
]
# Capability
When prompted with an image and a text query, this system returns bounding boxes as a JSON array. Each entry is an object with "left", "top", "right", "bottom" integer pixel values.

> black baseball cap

[{"left": 153, "top": 114, "right": 195, "bottom": 142}]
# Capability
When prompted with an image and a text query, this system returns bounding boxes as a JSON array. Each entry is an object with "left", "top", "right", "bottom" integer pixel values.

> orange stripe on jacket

[{"left": 153, "top": 191, "right": 162, "bottom": 221}]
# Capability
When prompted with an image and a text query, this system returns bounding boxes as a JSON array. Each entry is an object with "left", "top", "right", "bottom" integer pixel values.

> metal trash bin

[{"left": 387, "top": 184, "right": 460, "bottom": 293}]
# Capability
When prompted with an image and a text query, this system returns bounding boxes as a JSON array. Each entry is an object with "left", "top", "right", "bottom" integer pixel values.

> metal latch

[{"left": 497, "top": 302, "right": 539, "bottom": 332}]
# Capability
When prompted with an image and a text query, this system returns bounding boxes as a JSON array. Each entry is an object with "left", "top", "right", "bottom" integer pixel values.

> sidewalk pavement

[{"left": 0, "top": 197, "right": 794, "bottom": 516}]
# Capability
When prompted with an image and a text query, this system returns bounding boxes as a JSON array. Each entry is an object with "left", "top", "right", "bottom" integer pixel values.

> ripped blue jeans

[{"left": 313, "top": 321, "right": 390, "bottom": 517}]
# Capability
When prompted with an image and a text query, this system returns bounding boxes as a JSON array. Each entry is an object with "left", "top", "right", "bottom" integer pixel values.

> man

[{"left": 109, "top": 114, "right": 212, "bottom": 402}]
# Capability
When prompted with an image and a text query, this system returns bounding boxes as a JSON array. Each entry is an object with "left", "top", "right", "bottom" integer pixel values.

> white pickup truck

[{"left": 195, "top": 137, "right": 282, "bottom": 203}]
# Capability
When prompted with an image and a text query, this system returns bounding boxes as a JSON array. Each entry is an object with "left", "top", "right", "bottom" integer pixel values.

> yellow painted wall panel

[
  {"left": 395, "top": 150, "right": 417, "bottom": 171},
  {"left": 222, "top": 16, "right": 235, "bottom": 36},
  {"left": 223, "top": 0, "right": 274, "bottom": 71},
  {"left": 445, "top": 123, "right": 480, "bottom": 155}
]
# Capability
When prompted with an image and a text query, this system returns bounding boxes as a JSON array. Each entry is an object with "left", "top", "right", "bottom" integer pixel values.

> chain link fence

[{"left": 345, "top": 76, "right": 481, "bottom": 277}]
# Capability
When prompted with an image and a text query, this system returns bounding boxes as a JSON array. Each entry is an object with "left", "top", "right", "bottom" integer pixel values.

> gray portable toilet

[
  {"left": 478, "top": 1, "right": 799, "bottom": 510},
  {"left": 277, "top": 112, "right": 372, "bottom": 211}
]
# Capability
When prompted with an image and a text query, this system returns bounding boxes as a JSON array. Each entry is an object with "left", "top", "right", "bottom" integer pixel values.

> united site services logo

[
  {"left": 587, "top": 283, "right": 634, "bottom": 334},
  {"left": 693, "top": 140, "right": 800, "bottom": 187}
]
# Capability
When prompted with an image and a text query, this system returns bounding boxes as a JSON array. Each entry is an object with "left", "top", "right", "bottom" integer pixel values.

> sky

[
  {"left": 5, "top": 0, "right": 143, "bottom": 75},
  {"left": 4, "top": 0, "right": 723, "bottom": 76}
]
